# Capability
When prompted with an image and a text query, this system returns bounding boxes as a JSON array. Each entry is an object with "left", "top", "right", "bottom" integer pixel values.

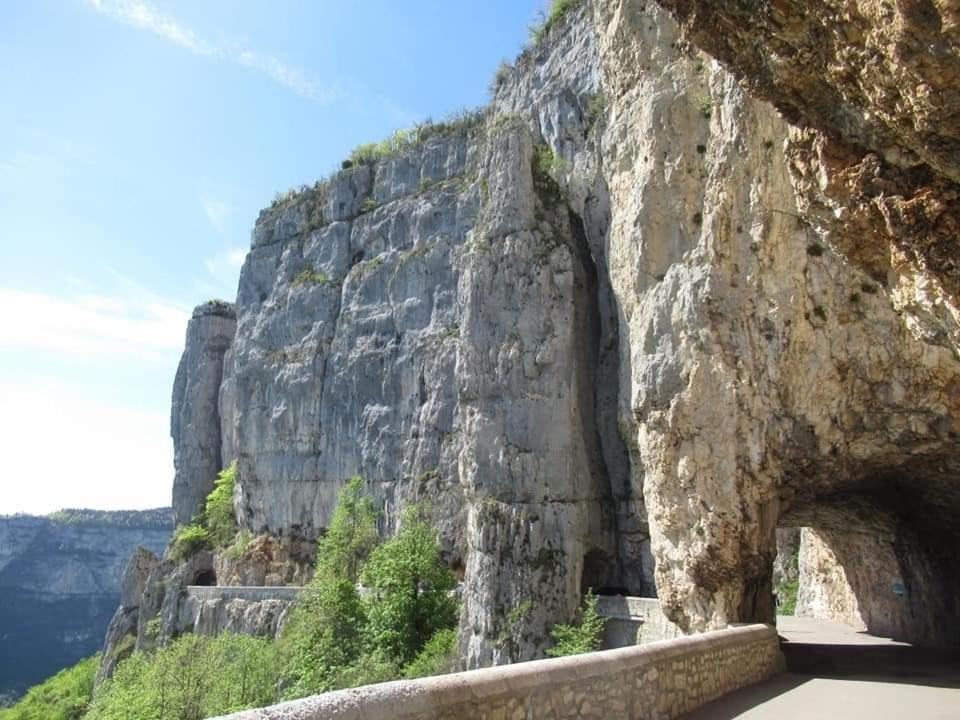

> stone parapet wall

[
  {"left": 597, "top": 596, "right": 683, "bottom": 647},
  {"left": 186, "top": 585, "right": 304, "bottom": 603},
  {"left": 213, "top": 624, "right": 782, "bottom": 720}
]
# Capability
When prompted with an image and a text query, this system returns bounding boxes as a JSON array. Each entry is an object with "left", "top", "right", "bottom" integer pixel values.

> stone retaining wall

[{"left": 213, "top": 624, "right": 782, "bottom": 720}]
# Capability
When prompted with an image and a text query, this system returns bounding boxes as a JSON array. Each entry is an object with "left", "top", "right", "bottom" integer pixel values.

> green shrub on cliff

[
  {"left": 777, "top": 579, "right": 799, "bottom": 615},
  {"left": 546, "top": 590, "right": 606, "bottom": 657},
  {"left": 529, "top": 0, "right": 582, "bottom": 45},
  {"left": 344, "top": 109, "right": 484, "bottom": 168},
  {"left": 205, "top": 461, "right": 238, "bottom": 547},
  {"left": 0, "top": 655, "right": 97, "bottom": 720},
  {"left": 170, "top": 523, "right": 210, "bottom": 561},
  {"left": 169, "top": 462, "right": 238, "bottom": 560}
]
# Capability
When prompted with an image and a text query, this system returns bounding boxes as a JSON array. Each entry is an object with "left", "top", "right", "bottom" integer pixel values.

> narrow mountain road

[{"left": 685, "top": 617, "right": 960, "bottom": 719}]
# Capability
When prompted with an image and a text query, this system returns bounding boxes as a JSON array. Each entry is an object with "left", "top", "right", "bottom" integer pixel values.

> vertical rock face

[
  {"left": 623, "top": 0, "right": 960, "bottom": 641},
  {"left": 651, "top": 0, "right": 960, "bottom": 345},
  {"left": 171, "top": 301, "right": 237, "bottom": 526},
  {"left": 796, "top": 519, "right": 957, "bottom": 646},
  {"left": 122, "top": 0, "right": 960, "bottom": 670}
]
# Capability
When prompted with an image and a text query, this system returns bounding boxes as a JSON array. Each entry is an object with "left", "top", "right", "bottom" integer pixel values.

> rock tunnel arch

[
  {"left": 772, "top": 462, "right": 960, "bottom": 648},
  {"left": 193, "top": 568, "right": 217, "bottom": 587}
]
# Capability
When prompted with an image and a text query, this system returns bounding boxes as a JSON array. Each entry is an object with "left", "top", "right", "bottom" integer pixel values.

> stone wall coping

[
  {"left": 212, "top": 623, "right": 778, "bottom": 719},
  {"left": 595, "top": 594, "right": 665, "bottom": 620}
]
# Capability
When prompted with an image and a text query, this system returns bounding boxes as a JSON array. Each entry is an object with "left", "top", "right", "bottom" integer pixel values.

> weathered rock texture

[
  {"left": 653, "top": 0, "right": 960, "bottom": 342},
  {"left": 214, "top": 535, "right": 315, "bottom": 588},
  {"left": 795, "top": 522, "right": 950, "bottom": 646},
  {"left": 0, "top": 510, "right": 170, "bottom": 699},
  {"left": 647, "top": 0, "right": 960, "bottom": 646},
  {"left": 177, "top": 586, "right": 298, "bottom": 640},
  {"left": 109, "top": 0, "right": 960, "bottom": 673},
  {"left": 96, "top": 546, "right": 161, "bottom": 684},
  {"left": 172, "top": 300, "right": 237, "bottom": 526}
]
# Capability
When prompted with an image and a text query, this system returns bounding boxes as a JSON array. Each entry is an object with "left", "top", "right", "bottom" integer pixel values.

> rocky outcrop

[
  {"left": 639, "top": 0, "right": 960, "bottom": 645},
  {"left": 110, "top": 0, "right": 960, "bottom": 674},
  {"left": 0, "top": 510, "right": 170, "bottom": 699},
  {"left": 172, "top": 300, "right": 237, "bottom": 526},
  {"left": 214, "top": 535, "right": 315, "bottom": 587},
  {"left": 795, "top": 518, "right": 954, "bottom": 646},
  {"left": 177, "top": 586, "right": 299, "bottom": 639},
  {"left": 96, "top": 547, "right": 160, "bottom": 684}
]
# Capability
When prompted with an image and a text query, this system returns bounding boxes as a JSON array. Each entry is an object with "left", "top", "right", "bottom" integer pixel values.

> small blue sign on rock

[{"left": 892, "top": 580, "right": 906, "bottom": 597}]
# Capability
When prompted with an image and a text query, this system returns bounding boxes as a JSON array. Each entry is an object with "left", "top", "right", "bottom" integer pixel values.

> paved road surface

[{"left": 685, "top": 617, "right": 960, "bottom": 719}]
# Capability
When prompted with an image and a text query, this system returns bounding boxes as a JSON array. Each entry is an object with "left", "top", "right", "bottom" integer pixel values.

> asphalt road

[{"left": 685, "top": 617, "right": 960, "bottom": 719}]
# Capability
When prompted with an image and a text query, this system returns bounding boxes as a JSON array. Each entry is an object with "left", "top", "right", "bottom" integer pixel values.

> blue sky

[{"left": 0, "top": 0, "right": 544, "bottom": 514}]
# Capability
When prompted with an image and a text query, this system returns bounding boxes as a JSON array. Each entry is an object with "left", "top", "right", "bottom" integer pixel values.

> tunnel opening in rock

[
  {"left": 778, "top": 471, "right": 960, "bottom": 648},
  {"left": 580, "top": 549, "right": 617, "bottom": 597},
  {"left": 193, "top": 569, "right": 217, "bottom": 587},
  {"left": 772, "top": 528, "right": 801, "bottom": 616}
]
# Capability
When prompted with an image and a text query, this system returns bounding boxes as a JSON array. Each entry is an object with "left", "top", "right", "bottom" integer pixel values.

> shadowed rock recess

[{"left": 102, "top": 0, "right": 960, "bottom": 675}]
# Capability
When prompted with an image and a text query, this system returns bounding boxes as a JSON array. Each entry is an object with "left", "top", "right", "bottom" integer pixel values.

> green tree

[
  {"left": 0, "top": 655, "right": 97, "bottom": 720},
  {"left": 279, "top": 578, "right": 368, "bottom": 697},
  {"left": 361, "top": 508, "right": 458, "bottom": 667},
  {"left": 402, "top": 628, "right": 458, "bottom": 679},
  {"left": 546, "top": 590, "right": 606, "bottom": 657},
  {"left": 279, "top": 477, "right": 379, "bottom": 696},
  {"left": 316, "top": 477, "right": 379, "bottom": 584}
]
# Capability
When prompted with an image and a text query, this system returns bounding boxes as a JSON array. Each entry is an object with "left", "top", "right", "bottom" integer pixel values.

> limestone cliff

[
  {"left": 0, "top": 510, "right": 170, "bottom": 701},
  {"left": 643, "top": 0, "right": 960, "bottom": 645},
  {"left": 107, "top": 0, "right": 960, "bottom": 674},
  {"left": 172, "top": 301, "right": 237, "bottom": 526}
]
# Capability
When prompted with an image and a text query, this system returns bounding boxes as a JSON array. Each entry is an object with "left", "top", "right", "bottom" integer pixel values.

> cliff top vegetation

[{"left": 0, "top": 508, "right": 173, "bottom": 530}]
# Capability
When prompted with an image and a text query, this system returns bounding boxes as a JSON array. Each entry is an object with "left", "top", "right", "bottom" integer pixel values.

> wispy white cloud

[
  {"left": 85, "top": 0, "right": 336, "bottom": 103},
  {"left": 0, "top": 287, "right": 190, "bottom": 363},
  {"left": 201, "top": 196, "right": 231, "bottom": 231},
  {"left": 205, "top": 246, "right": 246, "bottom": 287}
]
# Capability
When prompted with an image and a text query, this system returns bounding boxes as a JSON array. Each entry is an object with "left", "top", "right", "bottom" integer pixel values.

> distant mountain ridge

[{"left": 0, "top": 507, "right": 172, "bottom": 702}]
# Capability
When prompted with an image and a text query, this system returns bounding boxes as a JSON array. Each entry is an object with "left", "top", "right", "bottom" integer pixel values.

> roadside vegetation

[
  {"left": 10, "top": 477, "right": 607, "bottom": 718},
  {"left": 50, "top": 479, "right": 459, "bottom": 718},
  {"left": 776, "top": 579, "right": 799, "bottom": 615}
]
